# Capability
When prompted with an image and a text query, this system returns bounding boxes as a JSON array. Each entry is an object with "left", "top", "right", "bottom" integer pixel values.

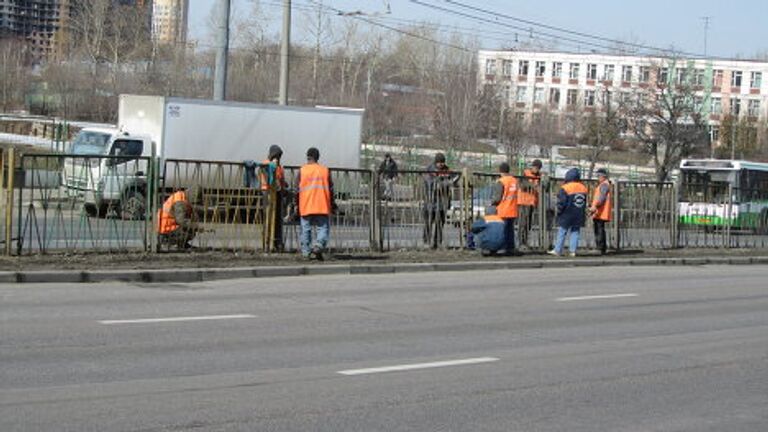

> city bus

[{"left": 678, "top": 159, "right": 768, "bottom": 233}]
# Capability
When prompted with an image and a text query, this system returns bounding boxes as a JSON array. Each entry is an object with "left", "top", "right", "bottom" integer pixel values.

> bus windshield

[
  {"left": 70, "top": 131, "right": 111, "bottom": 156},
  {"left": 680, "top": 170, "right": 734, "bottom": 203}
]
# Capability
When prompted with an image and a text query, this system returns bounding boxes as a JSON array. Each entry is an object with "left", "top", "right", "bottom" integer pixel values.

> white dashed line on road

[
  {"left": 556, "top": 293, "right": 638, "bottom": 302},
  {"left": 98, "top": 314, "right": 256, "bottom": 325},
  {"left": 337, "top": 357, "right": 500, "bottom": 376}
]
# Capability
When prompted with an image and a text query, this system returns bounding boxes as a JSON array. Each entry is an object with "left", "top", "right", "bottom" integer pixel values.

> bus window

[{"left": 681, "top": 170, "right": 733, "bottom": 203}]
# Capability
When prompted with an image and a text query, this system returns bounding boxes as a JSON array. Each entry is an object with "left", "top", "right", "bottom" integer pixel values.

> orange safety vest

[
  {"left": 298, "top": 163, "right": 332, "bottom": 216},
  {"left": 157, "top": 191, "right": 188, "bottom": 234},
  {"left": 259, "top": 159, "right": 285, "bottom": 191},
  {"left": 484, "top": 214, "right": 504, "bottom": 223},
  {"left": 496, "top": 175, "right": 519, "bottom": 218},
  {"left": 518, "top": 168, "right": 541, "bottom": 207},
  {"left": 592, "top": 179, "right": 612, "bottom": 221},
  {"left": 562, "top": 181, "right": 589, "bottom": 197}
]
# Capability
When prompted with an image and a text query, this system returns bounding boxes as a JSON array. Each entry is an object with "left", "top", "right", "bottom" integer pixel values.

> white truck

[{"left": 61, "top": 94, "right": 364, "bottom": 219}]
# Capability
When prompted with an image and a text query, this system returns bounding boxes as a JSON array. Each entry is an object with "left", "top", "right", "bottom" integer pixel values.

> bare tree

[
  {"left": 579, "top": 90, "right": 623, "bottom": 178},
  {"left": 0, "top": 38, "right": 30, "bottom": 112},
  {"left": 628, "top": 59, "right": 708, "bottom": 182}
]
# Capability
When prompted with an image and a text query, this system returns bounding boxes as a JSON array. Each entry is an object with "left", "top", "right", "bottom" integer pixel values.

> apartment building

[
  {"left": 478, "top": 50, "right": 768, "bottom": 146},
  {"left": 152, "top": 0, "right": 188, "bottom": 46},
  {"left": 0, "top": 0, "right": 71, "bottom": 58}
]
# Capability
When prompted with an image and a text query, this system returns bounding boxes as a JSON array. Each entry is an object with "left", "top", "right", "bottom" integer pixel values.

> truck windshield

[{"left": 70, "top": 132, "right": 111, "bottom": 155}]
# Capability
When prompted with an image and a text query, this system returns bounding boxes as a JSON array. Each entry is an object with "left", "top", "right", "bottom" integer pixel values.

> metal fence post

[
  {"left": 612, "top": 181, "right": 621, "bottom": 251},
  {"left": 671, "top": 182, "right": 679, "bottom": 249},
  {"left": 460, "top": 168, "right": 469, "bottom": 248},
  {"left": 3, "top": 148, "right": 12, "bottom": 256},
  {"left": 537, "top": 179, "right": 546, "bottom": 251},
  {"left": 369, "top": 169, "right": 382, "bottom": 252},
  {"left": 725, "top": 183, "right": 733, "bottom": 249},
  {"left": 147, "top": 144, "right": 160, "bottom": 253}
]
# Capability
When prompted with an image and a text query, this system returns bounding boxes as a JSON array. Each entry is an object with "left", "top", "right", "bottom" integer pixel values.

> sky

[{"left": 188, "top": 0, "right": 768, "bottom": 59}]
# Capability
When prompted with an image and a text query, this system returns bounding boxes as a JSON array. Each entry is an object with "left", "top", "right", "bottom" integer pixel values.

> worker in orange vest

[
  {"left": 157, "top": 185, "right": 203, "bottom": 249},
  {"left": 589, "top": 168, "right": 612, "bottom": 255},
  {"left": 548, "top": 168, "right": 588, "bottom": 257},
  {"left": 491, "top": 162, "right": 519, "bottom": 255},
  {"left": 259, "top": 145, "right": 287, "bottom": 251},
  {"left": 517, "top": 159, "right": 542, "bottom": 247},
  {"left": 295, "top": 147, "right": 335, "bottom": 260}
]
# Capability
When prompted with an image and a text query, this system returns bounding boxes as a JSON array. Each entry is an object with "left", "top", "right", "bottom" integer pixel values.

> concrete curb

[{"left": 1, "top": 255, "right": 767, "bottom": 284}]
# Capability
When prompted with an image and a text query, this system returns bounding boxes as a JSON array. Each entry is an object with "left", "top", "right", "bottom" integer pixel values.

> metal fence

[
  {"left": 2, "top": 147, "right": 767, "bottom": 256},
  {"left": 12, "top": 152, "right": 151, "bottom": 255}
]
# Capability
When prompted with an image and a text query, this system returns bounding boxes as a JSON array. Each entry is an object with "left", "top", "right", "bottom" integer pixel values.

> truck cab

[{"left": 62, "top": 127, "right": 153, "bottom": 219}]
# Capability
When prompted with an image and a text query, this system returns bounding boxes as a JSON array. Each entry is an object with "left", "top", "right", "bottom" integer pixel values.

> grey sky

[{"left": 188, "top": 0, "right": 768, "bottom": 59}]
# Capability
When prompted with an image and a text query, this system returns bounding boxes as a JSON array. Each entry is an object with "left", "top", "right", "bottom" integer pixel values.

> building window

[
  {"left": 569, "top": 63, "right": 580, "bottom": 80},
  {"left": 710, "top": 126, "right": 720, "bottom": 143},
  {"left": 750, "top": 72, "right": 762, "bottom": 89},
  {"left": 485, "top": 59, "right": 496, "bottom": 75},
  {"left": 502, "top": 60, "right": 513, "bottom": 77},
  {"left": 693, "top": 96, "right": 704, "bottom": 112},
  {"left": 534, "top": 87, "right": 545, "bottom": 103},
  {"left": 621, "top": 66, "right": 632, "bottom": 82},
  {"left": 711, "top": 97, "right": 722, "bottom": 114},
  {"left": 659, "top": 67, "right": 669, "bottom": 84},
  {"left": 713, "top": 69, "right": 723, "bottom": 87},
  {"left": 730, "top": 97, "right": 741, "bottom": 116},
  {"left": 676, "top": 68, "right": 687, "bottom": 85},
  {"left": 620, "top": 91, "right": 632, "bottom": 105},
  {"left": 694, "top": 69, "right": 705, "bottom": 86},
  {"left": 639, "top": 66, "right": 650, "bottom": 82},
  {"left": 516, "top": 86, "right": 528, "bottom": 103},
  {"left": 552, "top": 62, "right": 562, "bottom": 78},
  {"left": 519, "top": 60, "right": 529, "bottom": 76},
  {"left": 502, "top": 85, "right": 511, "bottom": 103},
  {"left": 604, "top": 64, "right": 615, "bottom": 81},
  {"left": 567, "top": 89, "right": 578, "bottom": 106},
  {"left": 731, "top": 71, "right": 742, "bottom": 87},
  {"left": 549, "top": 88, "right": 561, "bottom": 105},
  {"left": 748, "top": 100, "right": 761, "bottom": 117},
  {"left": 584, "top": 90, "right": 596, "bottom": 107},
  {"left": 535, "top": 61, "right": 546, "bottom": 77},
  {"left": 586, "top": 64, "right": 598, "bottom": 80}
]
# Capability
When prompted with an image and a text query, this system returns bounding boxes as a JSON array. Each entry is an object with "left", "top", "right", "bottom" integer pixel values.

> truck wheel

[
  {"left": 84, "top": 203, "right": 109, "bottom": 218},
  {"left": 84, "top": 203, "right": 99, "bottom": 218},
  {"left": 120, "top": 190, "right": 146, "bottom": 220}
]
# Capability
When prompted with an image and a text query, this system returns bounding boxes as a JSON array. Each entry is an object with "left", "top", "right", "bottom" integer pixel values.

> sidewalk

[{"left": 1, "top": 248, "right": 767, "bottom": 284}]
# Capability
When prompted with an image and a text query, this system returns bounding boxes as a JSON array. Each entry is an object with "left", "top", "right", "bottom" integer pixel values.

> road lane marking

[
  {"left": 556, "top": 293, "right": 638, "bottom": 302},
  {"left": 98, "top": 314, "right": 256, "bottom": 325},
  {"left": 337, "top": 357, "right": 500, "bottom": 376}
]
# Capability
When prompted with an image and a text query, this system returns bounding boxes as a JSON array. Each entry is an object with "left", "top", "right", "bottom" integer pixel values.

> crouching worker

[
  {"left": 471, "top": 206, "right": 506, "bottom": 256},
  {"left": 157, "top": 185, "right": 203, "bottom": 249}
]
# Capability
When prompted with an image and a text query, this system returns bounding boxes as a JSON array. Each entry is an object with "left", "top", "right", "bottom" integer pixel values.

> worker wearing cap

[
  {"left": 422, "top": 153, "right": 456, "bottom": 249},
  {"left": 295, "top": 147, "right": 335, "bottom": 260},
  {"left": 518, "top": 159, "right": 542, "bottom": 248},
  {"left": 260, "top": 145, "right": 287, "bottom": 251},
  {"left": 491, "top": 162, "right": 519, "bottom": 255},
  {"left": 589, "top": 168, "right": 612, "bottom": 255}
]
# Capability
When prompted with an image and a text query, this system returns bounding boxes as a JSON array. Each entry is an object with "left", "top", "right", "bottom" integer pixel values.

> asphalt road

[{"left": 2, "top": 265, "right": 767, "bottom": 431}]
